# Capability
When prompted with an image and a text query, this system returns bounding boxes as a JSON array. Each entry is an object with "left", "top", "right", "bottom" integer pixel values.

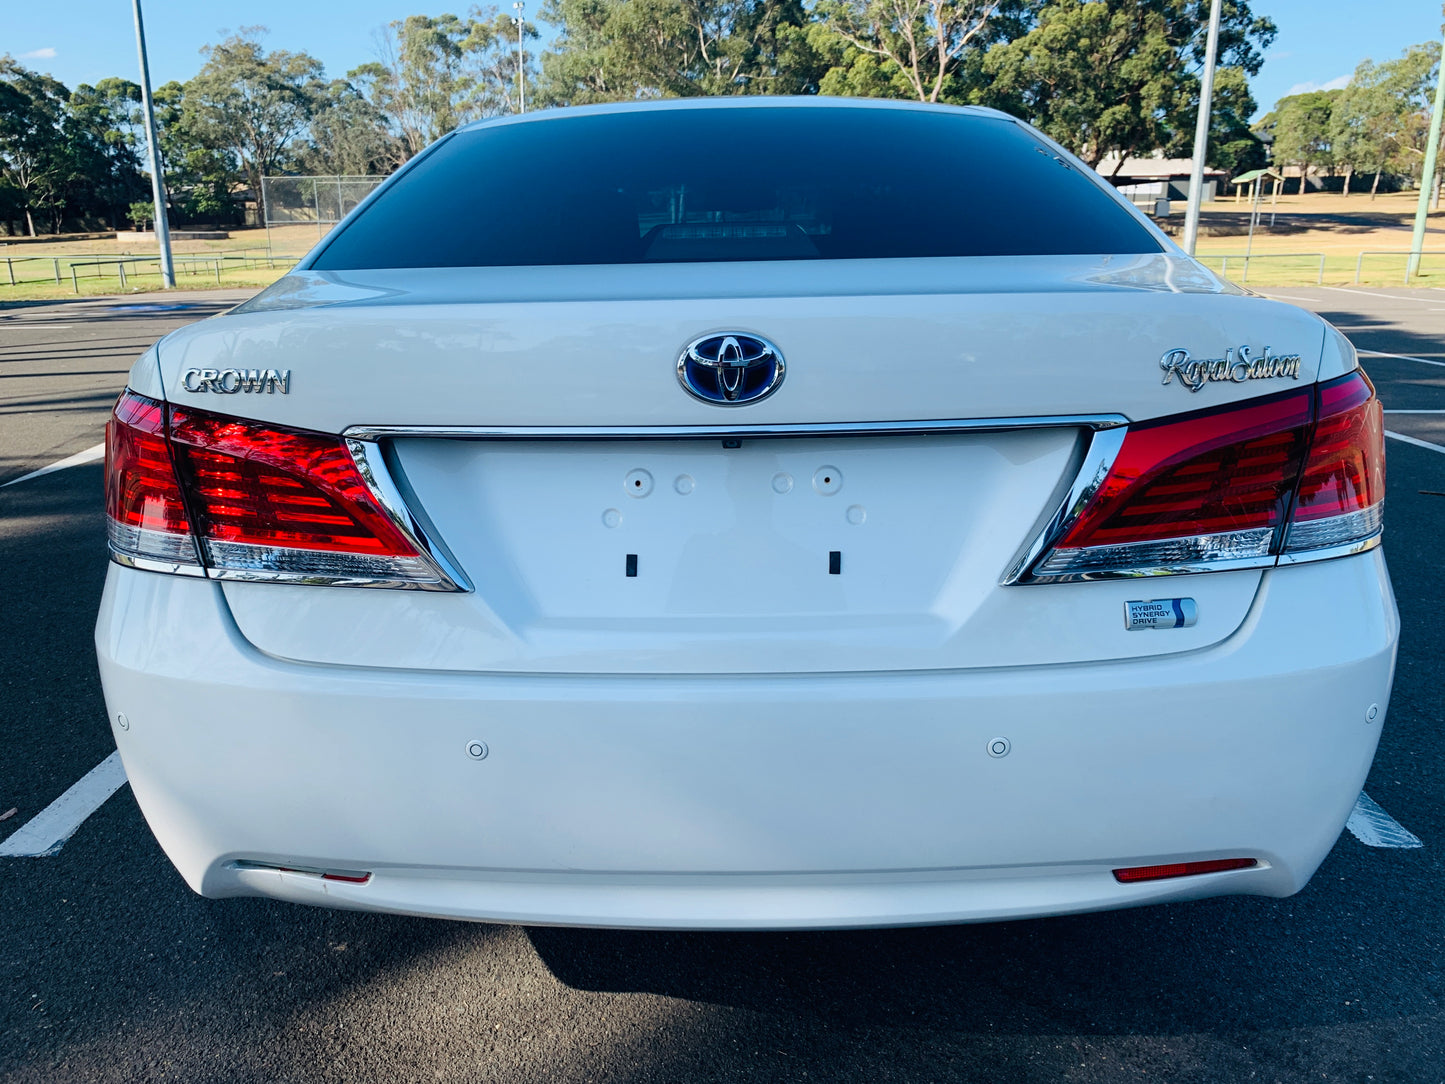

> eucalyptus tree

[
  {"left": 350, "top": 10, "right": 538, "bottom": 164},
  {"left": 1374, "top": 42, "right": 1442, "bottom": 188},
  {"left": 979, "top": 0, "right": 1274, "bottom": 172},
  {"left": 181, "top": 31, "right": 328, "bottom": 202},
  {"left": 539, "top": 0, "right": 822, "bottom": 103},
  {"left": 64, "top": 77, "right": 150, "bottom": 226},
  {"left": 1257, "top": 89, "right": 1339, "bottom": 193},
  {"left": 809, "top": 0, "right": 1007, "bottom": 103},
  {"left": 152, "top": 80, "right": 244, "bottom": 223},
  {"left": 0, "top": 59, "right": 73, "bottom": 234},
  {"left": 1329, "top": 48, "right": 1438, "bottom": 200},
  {"left": 302, "top": 79, "right": 398, "bottom": 175}
]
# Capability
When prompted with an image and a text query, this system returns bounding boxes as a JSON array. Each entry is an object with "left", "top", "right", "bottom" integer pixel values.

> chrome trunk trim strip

[{"left": 341, "top": 415, "right": 1130, "bottom": 442}]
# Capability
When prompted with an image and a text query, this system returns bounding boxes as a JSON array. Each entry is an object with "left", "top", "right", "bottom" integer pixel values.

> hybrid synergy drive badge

[{"left": 1125, "top": 598, "right": 1198, "bottom": 630}]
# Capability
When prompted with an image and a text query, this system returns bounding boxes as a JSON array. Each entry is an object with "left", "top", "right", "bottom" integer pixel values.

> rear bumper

[{"left": 96, "top": 551, "right": 1397, "bottom": 929}]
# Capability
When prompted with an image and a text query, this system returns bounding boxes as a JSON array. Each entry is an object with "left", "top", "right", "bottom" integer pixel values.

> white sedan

[{"left": 96, "top": 98, "right": 1396, "bottom": 929}]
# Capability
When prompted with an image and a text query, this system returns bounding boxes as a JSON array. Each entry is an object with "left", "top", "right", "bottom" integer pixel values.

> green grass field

[
  {"left": 5, "top": 194, "right": 1445, "bottom": 300},
  {"left": 0, "top": 226, "right": 319, "bottom": 301},
  {"left": 1192, "top": 248, "right": 1445, "bottom": 288}
]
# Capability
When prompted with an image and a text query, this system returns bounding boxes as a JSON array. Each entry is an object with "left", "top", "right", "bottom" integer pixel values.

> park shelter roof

[
  {"left": 1230, "top": 168, "right": 1285, "bottom": 186},
  {"left": 1095, "top": 155, "right": 1227, "bottom": 180}
]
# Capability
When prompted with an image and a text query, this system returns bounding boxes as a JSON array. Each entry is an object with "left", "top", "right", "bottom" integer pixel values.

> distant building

[{"left": 1094, "top": 155, "right": 1228, "bottom": 208}]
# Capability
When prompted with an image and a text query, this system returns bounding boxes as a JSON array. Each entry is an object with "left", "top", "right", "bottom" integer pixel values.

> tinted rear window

[{"left": 312, "top": 106, "right": 1160, "bottom": 270}]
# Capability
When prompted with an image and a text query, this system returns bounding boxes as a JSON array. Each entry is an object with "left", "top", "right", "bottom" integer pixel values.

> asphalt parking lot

[{"left": 1, "top": 285, "right": 1441, "bottom": 1083}]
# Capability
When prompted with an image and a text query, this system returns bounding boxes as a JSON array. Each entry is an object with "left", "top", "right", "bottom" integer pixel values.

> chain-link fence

[{"left": 261, "top": 176, "right": 389, "bottom": 251}]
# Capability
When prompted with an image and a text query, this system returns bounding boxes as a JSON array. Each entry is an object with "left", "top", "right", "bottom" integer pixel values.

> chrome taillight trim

[
  {"left": 109, "top": 550, "right": 210, "bottom": 577},
  {"left": 1000, "top": 425, "right": 1127, "bottom": 585},
  {"left": 346, "top": 439, "right": 471, "bottom": 592},
  {"left": 1276, "top": 530, "right": 1383, "bottom": 566}
]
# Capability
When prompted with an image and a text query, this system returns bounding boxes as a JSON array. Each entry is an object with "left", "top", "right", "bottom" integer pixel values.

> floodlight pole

[
  {"left": 1182, "top": 0, "right": 1223, "bottom": 256},
  {"left": 514, "top": 2, "right": 526, "bottom": 113},
  {"left": 132, "top": 0, "right": 175, "bottom": 288},
  {"left": 1408, "top": 33, "right": 1445, "bottom": 278}
]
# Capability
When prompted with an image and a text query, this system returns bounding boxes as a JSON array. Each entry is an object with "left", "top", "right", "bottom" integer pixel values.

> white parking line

[
  {"left": 1386, "top": 430, "right": 1445, "bottom": 455},
  {"left": 1324, "top": 286, "right": 1445, "bottom": 304},
  {"left": 1266, "top": 293, "right": 1340, "bottom": 307},
  {"left": 1346, "top": 792, "right": 1423, "bottom": 848},
  {"left": 0, "top": 752, "right": 128, "bottom": 858},
  {"left": 1358, "top": 349, "right": 1445, "bottom": 369},
  {"left": 0, "top": 442, "right": 105, "bottom": 488}
]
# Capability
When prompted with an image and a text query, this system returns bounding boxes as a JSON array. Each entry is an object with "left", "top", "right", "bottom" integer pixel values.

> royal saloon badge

[{"left": 1159, "top": 346, "right": 1301, "bottom": 392}]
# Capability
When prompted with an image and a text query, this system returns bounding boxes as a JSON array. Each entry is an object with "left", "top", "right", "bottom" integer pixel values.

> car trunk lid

[{"left": 155, "top": 258, "right": 1324, "bottom": 674}]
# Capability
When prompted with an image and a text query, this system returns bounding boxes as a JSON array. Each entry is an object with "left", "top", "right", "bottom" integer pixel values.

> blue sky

[{"left": 2, "top": 0, "right": 1439, "bottom": 119}]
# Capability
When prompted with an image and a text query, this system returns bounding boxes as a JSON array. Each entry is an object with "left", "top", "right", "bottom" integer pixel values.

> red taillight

[
  {"left": 1284, "top": 373, "right": 1385, "bottom": 553},
  {"left": 104, "top": 391, "right": 459, "bottom": 588},
  {"left": 1026, "top": 372, "right": 1384, "bottom": 581},
  {"left": 105, "top": 392, "right": 201, "bottom": 570},
  {"left": 1113, "top": 858, "right": 1258, "bottom": 883},
  {"left": 169, "top": 410, "right": 418, "bottom": 556}
]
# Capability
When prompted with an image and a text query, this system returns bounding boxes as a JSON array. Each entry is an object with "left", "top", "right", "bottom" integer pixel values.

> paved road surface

[{"left": 0, "top": 286, "right": 1439, "bottom": 1083}]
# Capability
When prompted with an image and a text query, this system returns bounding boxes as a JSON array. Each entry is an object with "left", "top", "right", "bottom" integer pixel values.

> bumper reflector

[
  {"left": 1113, "top": 857, "right": 1258, "bottom": 883},
  {"left": 234, "top": 860, "right": 372, "bottom": 884}
]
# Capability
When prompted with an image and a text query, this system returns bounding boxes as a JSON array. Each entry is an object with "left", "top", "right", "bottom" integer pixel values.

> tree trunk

[
  {"left": 24, "top": 207, "right": 35, "bottom": 237},
  {"left": 1342, "top": 165, "right": 1353, "bottom": 198},
  {"left": 1298, "top": 168, "right": 1308, "bottom": 195},
  {"left": 1371, "top": 169, "right": 1382, "bottom": 200}
]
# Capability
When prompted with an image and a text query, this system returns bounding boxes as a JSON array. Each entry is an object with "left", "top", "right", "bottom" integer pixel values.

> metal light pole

[
  {"left": 131, "top": 0, "right": 175, "bottom": 287},
  {"left": 1182, "top": 0, "right": 1223, "bottom": 256},
  {"left": 1408, "top": 32, "right": 1445, "bottom": 278},
  {"left": 513, "top": 1, "right": 526, "bottom": 113}
]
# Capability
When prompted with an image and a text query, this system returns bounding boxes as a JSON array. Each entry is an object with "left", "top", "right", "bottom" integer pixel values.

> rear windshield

[{"left": 312, "top": 106, "right": 1161, "bottom": 270}]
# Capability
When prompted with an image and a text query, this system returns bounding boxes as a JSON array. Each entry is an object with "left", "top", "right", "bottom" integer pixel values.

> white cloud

[
  {"left": 1283, "top": 73, "right": 1351, "bottom": 96},
  {"left": 19, "top": 47, "right": 58, "bottom": 60}
]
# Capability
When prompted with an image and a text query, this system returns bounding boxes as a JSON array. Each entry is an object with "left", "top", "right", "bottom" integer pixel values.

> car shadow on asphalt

[
  {"left": 0, "top": 298, "right": 238, "bottom": 318},
  {"left": 524, "top": 857, "right": 1438, "bottom": 1038}
]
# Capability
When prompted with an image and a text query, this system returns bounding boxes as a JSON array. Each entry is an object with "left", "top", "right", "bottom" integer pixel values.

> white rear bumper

[{"left": 95, "top": 551, "right": 1397, "bottom": 929}]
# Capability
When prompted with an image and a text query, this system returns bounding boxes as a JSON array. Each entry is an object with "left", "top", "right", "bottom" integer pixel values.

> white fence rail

[{"left": 1194, "top": 252, "right": 1327, "bottom": 285}]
